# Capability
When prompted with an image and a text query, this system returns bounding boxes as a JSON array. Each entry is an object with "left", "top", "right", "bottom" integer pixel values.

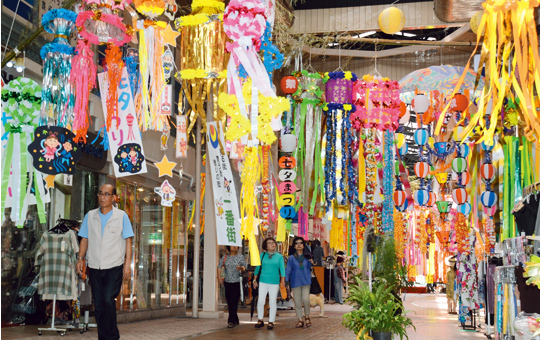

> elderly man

[{"left": 77, "top": 184, "right": 134, "bottom": 340}]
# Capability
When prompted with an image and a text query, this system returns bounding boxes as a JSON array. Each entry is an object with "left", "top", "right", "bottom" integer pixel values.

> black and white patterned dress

[{"left": 219, "top": 254, "right": 247, "bottom": 283}]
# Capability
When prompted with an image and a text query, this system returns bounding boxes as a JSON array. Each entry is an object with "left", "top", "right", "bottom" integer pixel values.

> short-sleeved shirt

[
  {"left": 254, "top": 252, "right": 285, "bottom": 285},
  {"left": 79, "top": 209, "right": 134, "bottom": 239},
  {"left": 219, "top": 254, "right": 247, "bottom": 283}
]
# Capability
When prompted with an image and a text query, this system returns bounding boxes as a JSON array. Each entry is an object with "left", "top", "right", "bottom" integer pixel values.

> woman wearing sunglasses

[{"left": 286, "top": 236, "right": 313, "bottom": 328}]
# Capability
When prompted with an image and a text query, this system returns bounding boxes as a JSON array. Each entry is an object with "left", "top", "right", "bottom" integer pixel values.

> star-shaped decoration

[
  {"left": 161, "top": 24, "right": 180, "bottom": 47},
  {"left": 155, "top": 154, "right": 177, "bottom": 178},
  {"left": 44, "top": 175, "right": 56, "bottom": 189}
]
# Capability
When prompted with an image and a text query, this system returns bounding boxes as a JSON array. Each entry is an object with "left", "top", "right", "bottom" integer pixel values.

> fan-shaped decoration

[
  {"left": 452, "top": 157, "right": 468, "bottom": 173},
  {"left": 414, "top": 128, "right": 429, "bottom": 145},
  {"left": 452, "top": 187, "right": 468, "bottom": 204},
  {"left": 481, "top": 190, "right": 498, "bottom": 208},
  {"left": 414, "top": 189, "right": 430, "bottom": 206},
  {"left": 480, "top": 163, "right": 496, "bottom": 182},
  {"left": 414, "top": 162, "right": 430, "bottom": 178},
  {"left": 457, "top": 202, "right": 472, "bottom": 216}
]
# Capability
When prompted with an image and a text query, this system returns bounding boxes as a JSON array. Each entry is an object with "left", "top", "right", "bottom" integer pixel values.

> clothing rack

[{"left": 493, "top": 265, "right": 518, "bottom": 340}]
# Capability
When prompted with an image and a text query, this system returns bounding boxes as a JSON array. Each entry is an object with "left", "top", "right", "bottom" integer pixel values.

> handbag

[
  {"left": 310, "top": 267, "right": 322, "bottom": 295},
  {"left": 220, "top": 255, "right": 227, "bottom": 279}
]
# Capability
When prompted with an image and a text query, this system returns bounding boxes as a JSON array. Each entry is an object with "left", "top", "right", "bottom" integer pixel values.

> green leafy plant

[
  {"left": 372, "top": 236, "right": 414, "bottom": 292},
  {"left": 343, "top": 277, "right": 415, "bottom": 340}
]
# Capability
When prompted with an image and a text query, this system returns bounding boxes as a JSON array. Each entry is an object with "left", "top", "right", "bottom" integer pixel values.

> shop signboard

[
  {"left": 206, "top": 122, "right": 241, "bottom": 246},
  {"left": 98, "top": 68, "right": 148, "bottom": 178}
]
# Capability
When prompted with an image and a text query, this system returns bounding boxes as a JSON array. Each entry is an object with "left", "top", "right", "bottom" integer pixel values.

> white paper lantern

[{"left": 412, "top": 94, "right": 430, "bottom": 114}]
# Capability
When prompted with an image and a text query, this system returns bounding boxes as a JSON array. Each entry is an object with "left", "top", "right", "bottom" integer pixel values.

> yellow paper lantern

[
  {"left": 378, "top": 7, "right": 405, "bottom": 35},
  {"left": 470, "top": 11, "right": 484, "bottom": 36},
  {"left": 396, "top": 133, "right": 406, "bottom": 148}
]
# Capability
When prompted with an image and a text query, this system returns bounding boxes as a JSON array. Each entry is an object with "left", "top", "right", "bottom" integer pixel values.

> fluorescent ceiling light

[
  {"left": 353, "top": 31, "right": 376, "bottom": 38},
  {"left": 327, "top": 42, "right": 339, "bottom": 47},
  {"left": 427, "top": 37, "right": 437, "bottom": 41}
]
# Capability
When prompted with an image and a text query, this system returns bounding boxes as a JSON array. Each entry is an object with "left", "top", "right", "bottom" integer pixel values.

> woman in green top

[{"left": 253, "top": 237, "right": 285, "bottom": 330}]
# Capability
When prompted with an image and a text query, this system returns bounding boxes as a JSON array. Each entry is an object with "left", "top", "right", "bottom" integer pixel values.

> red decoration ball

[
  {"left": 451, "top": 93, "right": 468, "bottom": 112},
  {"left": 280, "top": 76, "right": 298, "bottom": 94}
]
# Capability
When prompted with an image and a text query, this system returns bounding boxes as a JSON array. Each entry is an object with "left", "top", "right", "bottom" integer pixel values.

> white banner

[
  {"left": 176, "top": 115, "right": 187, "bottom": 158},
  {"left": 207, "top": 122, "right": 241, "bottom": 246},
  {"left": 98, "top": 68, "right": 147, "bottom": 177}
]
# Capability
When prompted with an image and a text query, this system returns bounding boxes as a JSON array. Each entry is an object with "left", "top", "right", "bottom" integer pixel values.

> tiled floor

[{"left": 0, "top": 294, "right": 490, "bottom": 340}]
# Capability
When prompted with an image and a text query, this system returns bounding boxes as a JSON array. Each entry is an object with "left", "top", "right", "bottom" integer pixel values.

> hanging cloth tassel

[
  {"left": 71, "top": 40, "right": 97, "bottom": 143},
  {"left": 104, "top": 44, "right": 124, "bottom": 131}
]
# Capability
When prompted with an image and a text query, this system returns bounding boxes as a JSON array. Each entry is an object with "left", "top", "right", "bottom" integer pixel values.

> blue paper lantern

[
  {"left": 414, "top": 128, "right": 429, "bottom": 146},
  {"left": 481, "top": 190, "right": 498, "bottom": 208},
  {"left": 458, "top": 144, "right": 470, "bottom": 158},
  {"left": 481, "top": 141, "right": 495, "bottom": 151},
  {"left": 399, "top": 143, "right": 408, "bottom": 156},
  {"left": 458, "top": 202, "right": 472, "bottom": 216},
  {"left": 396, "top": 199, "right": 409, "bottom": 212},
  {"left": 414, "top": 189, "right": 429, "bottom": 206}
]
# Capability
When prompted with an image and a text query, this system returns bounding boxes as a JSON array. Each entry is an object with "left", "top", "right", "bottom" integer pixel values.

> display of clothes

[
  {"left": 513, "top": 191, "right": 540, "bottom": 237},
  {"left": 35, "top": 228, "right": 79, "bottom": 300},
  {"left": 457, "top": 232, "right": 480, "bottom": 324}
]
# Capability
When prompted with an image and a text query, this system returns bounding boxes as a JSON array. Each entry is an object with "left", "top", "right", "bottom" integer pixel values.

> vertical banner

[
  {"left": 98, "top": 68, "right": 147, "bottom": 177},
  {"left": 207, "top": 122, "right": 241, "bottom": 246},
  {"left": 176, "top": 115, "right": 187, "bottom": 158}
]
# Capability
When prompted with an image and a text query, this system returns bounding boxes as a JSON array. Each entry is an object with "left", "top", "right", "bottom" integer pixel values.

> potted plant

[{"left": 343, "top": 277, "right": 415, "bottom": 340}]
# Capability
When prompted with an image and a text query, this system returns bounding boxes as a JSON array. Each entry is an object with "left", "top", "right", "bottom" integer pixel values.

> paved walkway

[{"left": 1, "top": 294, "right": 490, "bottom": 340}]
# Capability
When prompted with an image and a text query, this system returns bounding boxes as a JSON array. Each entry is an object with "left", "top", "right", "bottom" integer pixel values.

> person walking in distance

[
  {"left": 334, "top": 256, "right": 347, "bottom": 304},
  {"left": 253, "top": 237, "right": 285, "bottom": 330},
  {"left": 286, "top": 236, "right": 314, "bottom": 328},
  {"left": 217, "top": 246, "right": 246, "bottom": 328},
  {"left": 77, "top": 184, "right": 134, "bottom": 340}
]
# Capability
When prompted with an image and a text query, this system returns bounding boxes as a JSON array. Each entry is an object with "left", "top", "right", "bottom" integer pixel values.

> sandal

[
  {"left": 295, "top": 320, "right": 304, "bottom": 328},
  {"left": 228, "top": 322, "right": 236, "bottom": 328},
  {"left": 267, "top": 322, "right": 274, "bottom": 330},
  {"left": 255, "top": 320, "right": 264, "bottom": 329},
  {"left": 305, "top": 317, "right": 312, "bottom": 327}
]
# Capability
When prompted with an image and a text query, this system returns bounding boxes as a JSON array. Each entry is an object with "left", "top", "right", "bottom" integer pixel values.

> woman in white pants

[
  {"left": 253, "top": 237, "right": 285, "bottom": 330},
  {"left": 286, "top": 236, "right": 313, "bottom": 328}
]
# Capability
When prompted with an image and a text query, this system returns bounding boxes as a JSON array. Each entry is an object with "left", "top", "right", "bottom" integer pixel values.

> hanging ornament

[
  {"left": 452, "top": 187, "right": 468, "bottom": 204},
  {"left": 483, "top": 205, "right": 497, "bottom": 217},
  {"left": 398, "top": 142, "right": 408, "bottom": 155},
  {"left": 378, "top": 7, "right": 405, "bottom": 34},
  {"left": 154, "top": 179, "right": 176, "bottom": 207},
  {"left": 393, "top": 189, "right": 406, "bottom": 207},
  {"left": 40, "top": 9, "right": 77, "bottom": 128},
  {"left": 28, "top": 126, "right": 82, "bottom": 175},
  {"left": 414, "top": 161, "right": 429, "bottom": 178},
  {"left": 434, "top": 172, "right": 448, "bottom": 184},
  {"left": 396, "top": 199, "right": 409, "bottom": 212},
  {"left": 412, "top": 94, "right": 430, "bottom": 113},
  {"left": 155, "top": 154, "right": 177, "bottom": 177},
  {"left": 414, "top": 128, "right": 429, "bottom": 146},
  {"left": 414, "top": 189, "right": 430, "bottom": 206},
  {"left": 460, "top": 171, "right": 471, "bottom": 186},
  {"left": 458, "top": 202, "right": 472, "bottom": 216},
  {"left": 113, "top": 143, "right": 146, "bottom": 174},
  {"left": 450, "top": 93, "right": 468, "bottom": 112},
  {"left": 480, "top": 190, "right": 498, "bottom": 208},
  {"left": 457, "top": 144, "right": 470, "bottom": 158},
  {"left": 279, "top": 134, "right": 297, "bottom": 153},
  {"left": 426, "top": 191, "right": 436, "bottom": 207},
  {"left": 480, "top": 163, "right": 496, "bottom": 183},
  {"left": 280, "top": 76, "right": 298, "bottom": 94},
  {"left": 452, "top": 157, "right": 468, "bottom": 173}
]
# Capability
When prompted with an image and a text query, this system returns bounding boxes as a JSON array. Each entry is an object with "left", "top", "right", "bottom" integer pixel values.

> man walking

[{"left": 77, "top": 184, "right": 134, "bottom": 340}]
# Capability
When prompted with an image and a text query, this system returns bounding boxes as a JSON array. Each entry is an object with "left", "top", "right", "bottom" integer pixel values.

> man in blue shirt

[{"left": 77, "top": 184, "right": 134, "bottom": 340}]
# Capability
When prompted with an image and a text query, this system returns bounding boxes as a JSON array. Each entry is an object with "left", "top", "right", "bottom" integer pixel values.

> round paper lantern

[
  {"left": 414, "top": 128, "right": 429, "bottom": 145},
  {"left": 453, "top": 126, "right": 465, "bottom": 141},
  {"left": 398, "top": 143, "right": 408, "bottom": 156},
  {"left": 481, "top": 141, "right": 495, "bottom": 151},
  {"left": 412, "top": 94, "right": 430, "bottom": 114},
  {"left": 279, "top": 169, "right": 297, "bottom": 182},
  {"left": 458, "top": 144, "right": 470, "bottom": 158},
  {"left": 396, "top": 133, "right": 406, "bottom": 148},
  {"left": 414, "top": 189, "right": 430, "bottom": 206},
  {"left": 452, "top": 187, "right": 468, "bottom": 204},
  {"left": 393, "top": 190, "right": 406, "bottom": 207},
  {"left": 450, "top": 93, "right": 468, "bottom": 112},
  {"left": 399, "top": 109, "right": 410, "bottom": 125},
  {"left": 481, "top": 190, "right": 498, "bottom": 208},
  {"left": 279, "top": 181, "right": 296, "bottom": 195},
  {"left": 426, "top": 191, "right": 436, "bottom": 207},
  {"left": 460, "top": 172, "right": 471, "bottom": 186},
  {"left": 483, "top": 205, "right": 497, "bottom": 217},
  {"left": 396, "top": 199, "right": 409, "bottom": 212},
  {"left": 378, "top": 7, "right": 405, "bottom": 35},
  {"left": 434, "top": 172, "right": 448, "bottom": 184},
  {"left": 480, "top": 163, "right": 496, "bottom": 182},
  {"left": 470, "top": 11, "right": 485, "bottom": 35},
  {"left": 280, "top": 134, "right": 297, "bottom": 153},
  {"left": 414, "top": 162, "right": 430, "bottom": 178},
  {"left": 280, "top": 76, "right": 298, "bottom": 94},
  {"left": 452, "top": 157, "right": 468, "bottom": 173},
  {"left": 399, "top": 102, "right": 407, "bottom": 118},
  {"left": 458, "top": 202, "right": 472, "bottom": 216}
]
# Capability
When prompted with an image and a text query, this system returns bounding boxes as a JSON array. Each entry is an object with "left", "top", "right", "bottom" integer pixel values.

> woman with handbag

[
  {"left": 253, "top": 237, "right": 285, "bottom": 330},
  {"left": 217, "top": 246, "right": 247, "bottom": 328},
  {"left": 286, "top": 236, "right": 314, "bottom": 328}
]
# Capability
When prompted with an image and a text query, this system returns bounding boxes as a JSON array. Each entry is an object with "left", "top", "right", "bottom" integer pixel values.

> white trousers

[{"left": 257, "top": 282, "right": 279, "bottom": 322}]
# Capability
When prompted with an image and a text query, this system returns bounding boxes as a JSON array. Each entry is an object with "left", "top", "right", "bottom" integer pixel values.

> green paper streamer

[
  {"left": 33, "top": 169, "right": 46, "bottom": 223},
  {"left": 309, "top": 114, "right": 322, "bottom": 215},
  {"left": 1, "top": 134, "right": 15, "bottom": 214},
  {"left": 502, "top": 136, "right": 519, "bottom": 240},
  {"left": 295, "top": 102, "right": 307, "bottom": 210},
  {"left": 521, "top": 137, "right": 533, "bottom": 189},
  {"left": 17, "top": 132, "right": 28, "bottom": 227}
]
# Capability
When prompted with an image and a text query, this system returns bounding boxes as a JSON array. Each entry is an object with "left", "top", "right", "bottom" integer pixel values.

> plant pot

[{"left": 372, "top": 331, "right": 392, "bottom": 340}]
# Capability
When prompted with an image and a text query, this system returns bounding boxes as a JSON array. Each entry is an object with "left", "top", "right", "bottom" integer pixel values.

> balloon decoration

[
  {"left": 426, "top": 191, "right": 436, "bottom": 207},
  {"left": 40, "top": 9, "right": 77, "bottom": 128},
  {"left": 450, "top": 93, "right": 468, "bottom": 112},
  {"left": 378, "top": 7, "right": 405, "bottom": 35},
  {"left": 452, "top": 157, "right": 468, "bottom": 173}
]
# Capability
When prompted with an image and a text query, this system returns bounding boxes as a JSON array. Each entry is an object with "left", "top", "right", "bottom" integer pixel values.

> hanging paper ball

[
  {"left": 223, "top": 0, "right": 266, "bottom": 43},
  {"left": 393, "top": 190, "right": 407, "bottom": 207},
  {"left": 412, "top": 94, "right": 430, "bottom": 114},
  {"left": 414, "top": 162, "right": 430, "bottom": 178},
  {"left": 396, "top": 133, "right": 406, "bottom": 148},
  {"left": 396, "top": 199, "right": 409, "bottom": 212},
  {"left": 378, "top": 7, "right": 406, "bottom": 35},
  {"left": 434, "top": 172, "right": 448, "bottom": 184},
  {"left": 470, "top": 11, "right": 485, "bottom": 35},
  {"left": 461, "top": 172, "right": 471, "bottom": 186},
  {"left": 480, "top": 163, "right": 496, "bottom": 182},
  {"left": 280, "top": 76, "right": 298, "bottom": 94},
  {"left": 458, "top": 144, "right": 470, "bottom": 158},
  {"left": 436, "top": 201, "right": 451, "bottom": 213},
  {"left": 481, "top": 140, "right": 495, "bottom": 151},
  {"left": 134, "top": 0, "right": 166, "bottom": 18},
  {"left": 414, "top": 128, "right": 429, "bottom": 145},
  {"left": 426, "top": 192, "right": 436, "bottom": 207},
  {"left": 399, "top": 102, "right": 407, "bottom": 118},
  {"left": 481, "top": 190, "right": 498, "bottom": 208},
  {"left": 398, "top": 142, "right": 408, "bottom": 156},
  {"left": 453, "top": 126, "right": 465, "bottom": 141},
  {"left": 280, "top": 134, "right": 297, "bottom": 153},
  {"left": 457, "top": 202, "right": 472, "bottom": 216},
  {"left": 399, "top": 108, "right": 410, "bottom": 125},
  {"left": 450, "top": 93, "right": 468, "bottom": 112},
  {"left": 452, "top": 187, "right": 468, "bottom": 204},
  {"left": 452, "top": 157, "right": 468, "bottom": 173},
  {"left": 414, "top": 189, "right": 430, "bottom": 206},
  {"left": 483, "top": 205, "right": 497, "bottom": 217}
]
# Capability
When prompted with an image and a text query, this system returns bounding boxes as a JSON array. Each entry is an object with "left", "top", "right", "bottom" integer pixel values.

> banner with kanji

[
  {"left": 207, "top": 122, "right": 241, "bottom": 246},
  {"left": 98, "top": 68, "right": 147, "bottom": 178}
]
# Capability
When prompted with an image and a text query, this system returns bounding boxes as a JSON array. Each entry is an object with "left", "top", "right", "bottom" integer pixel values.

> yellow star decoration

[
  {"left": 44, "top": 175, "right": 56, "bottom": 189},
  {"left": 161, "top": 24, "right": 180, "bottom": 47},
  {"left": 155, "top": 154, "right": 177, "bottom": 177}
]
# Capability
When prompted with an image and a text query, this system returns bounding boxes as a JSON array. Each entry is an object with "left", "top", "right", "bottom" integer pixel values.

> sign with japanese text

[
  {"left": 207, "top": 122, "right": 241, "bottom": 246},
  {"left": 176, "top": 115, "right": 187, "bottom": 158},
  {"left": 98, "top": 68, "right": 147, "bottom": 178}
]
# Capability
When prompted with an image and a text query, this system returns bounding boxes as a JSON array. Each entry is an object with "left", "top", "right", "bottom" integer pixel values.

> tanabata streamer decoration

[
  {"left": 241, "top": 147, "right": 262, "bottom": 266},
  {"left": 481, "top": 135, "right": 497, "bottom": 254},
  {"left": 435, "top": 0, "right": 540, "bottom": 143},
  {"left": 277, "top": 133, "right": 298, "bottom": 242},
  {"left": 1, "top": 78, "right": 47, "bottom": 225},
  {"left": 73, "top": 0, "right": 132, "bottom": 140},
  {"left": 175, "top": 0, "right": 229, "bottom": 139},
  {"left": 40, "top": 9, "right": 77, "bottom": 128},
  {"left": 381, "top": 130, "right": 395, "bottom": 234},
  {"left": 154, "top": 179, "right": 176, "bottom": 207},
  {"left": 28, "top": 126, "right": 82, "bottom": 175},
  {"left": 351, "top": 75, "right": 401, "bottom": 131}
]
